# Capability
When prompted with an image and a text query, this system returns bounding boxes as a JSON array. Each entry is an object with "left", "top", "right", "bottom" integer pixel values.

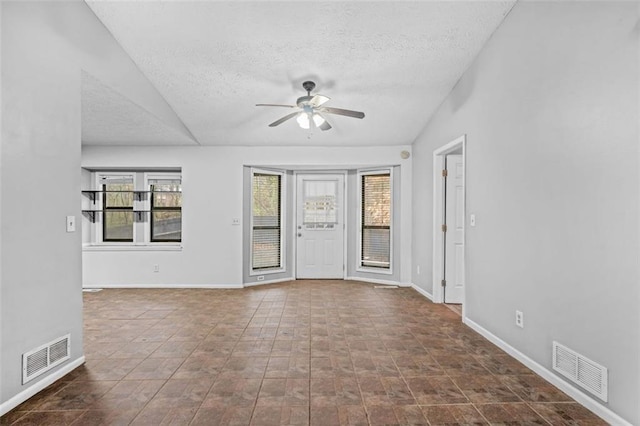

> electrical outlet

[
  {"left": 257, "top": 275, "right": 265, "bottom": 281},
  {"left": 515, "top": 310, "right": 524, "bottom": 328},
  {"left": 153, "top": 264, "right": 160, "bottom": 273}
]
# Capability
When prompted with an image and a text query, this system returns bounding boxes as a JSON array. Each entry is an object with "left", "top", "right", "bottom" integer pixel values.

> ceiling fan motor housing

[
  {"left": 302, "top": 80, "right": 316, "bottom": 94},
  {"left": 296, "top": 96, "right": 314, "bottom": 107}
]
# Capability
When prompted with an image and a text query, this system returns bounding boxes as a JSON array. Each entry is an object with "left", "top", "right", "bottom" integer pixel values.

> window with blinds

[
  {"left": 360, "top": 172, "right": 391, "bottom": 269},
  {"left": 252, "top": 172, "right": 283, "bottom": 271}
]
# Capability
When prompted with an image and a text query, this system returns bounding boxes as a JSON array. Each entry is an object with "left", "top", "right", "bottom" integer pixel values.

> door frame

[
  {"left": 293, "top": 170, "right": 348, "bottom": 280},
  {"left": 432, "top": 135, "right": 466, "bottom": 310}
]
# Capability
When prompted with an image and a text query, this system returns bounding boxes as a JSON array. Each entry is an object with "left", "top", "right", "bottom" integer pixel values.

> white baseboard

[
  {"left": 243, "top": 277, "right": 294, "bottom": 287},
  {"left": 83, "top": 283, "right": 243, "bottom": 289},
  {"left": 410, "top": 283, "right": 434, "bottom": 301},
  {"left": 0, "top": 356, "right": 85, "bottom": 417},
  {"left": 464, "top": 318, "right": 631, "bottom": 426}
]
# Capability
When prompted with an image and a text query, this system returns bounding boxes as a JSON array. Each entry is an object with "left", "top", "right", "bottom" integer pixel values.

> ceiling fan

[{"left": 256, "top": 81, "right": 365, "bottom": 131}]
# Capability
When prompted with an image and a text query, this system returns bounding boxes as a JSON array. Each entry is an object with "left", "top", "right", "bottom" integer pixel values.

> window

[
  {"left": 302, "top": 180, "right": 337, "bottom": 229},
  {"left": 251, "top": 170, "right": 284, "bottom": 272},
  {"left": 87, "top": 171, "right": 182, "bottom": 247},
  {"left": 150, "top": 178, "right": 182, "bottom": 242},
  {"left": 360, "top": 170, "right": 392, "bottom": 270},
  {"left": 101, "top": 175, "right": 134, "bottom": 242}
]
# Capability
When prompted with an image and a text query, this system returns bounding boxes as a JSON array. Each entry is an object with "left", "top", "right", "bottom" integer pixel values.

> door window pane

[{"left": 303, "top": 180, "right": 337, "bottom": 229}]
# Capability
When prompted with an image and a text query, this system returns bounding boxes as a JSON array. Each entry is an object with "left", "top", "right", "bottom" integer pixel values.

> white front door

[
  {"left": 444, "top": 155, "right": 465, "bottom": 303},
  {"left": 296, "top": 174, "right": 345, "bottom": 279}
]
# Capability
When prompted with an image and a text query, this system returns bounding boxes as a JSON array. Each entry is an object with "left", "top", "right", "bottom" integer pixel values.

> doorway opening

[{"left": 432, "top": 135, "right": 466, "bottom": 317}]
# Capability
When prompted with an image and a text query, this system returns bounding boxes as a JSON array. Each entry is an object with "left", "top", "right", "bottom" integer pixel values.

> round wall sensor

[{"left": 400, "top": 150, "right": 411, "bottom": 159}]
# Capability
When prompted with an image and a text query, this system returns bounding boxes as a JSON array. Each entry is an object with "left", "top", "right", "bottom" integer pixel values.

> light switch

[
  {"left": 66, "top": 215, "right": 76, "bottom": 232},
  {"left": 470, "top": 214, "right": 476, "bottom": 227}
]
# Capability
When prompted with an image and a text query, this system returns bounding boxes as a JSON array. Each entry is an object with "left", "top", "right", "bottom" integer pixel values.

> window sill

[
  {"left": 249, "top": 268, "right": 286, "bottom": 277},
  {"left": 356, "top": 266, "right": 393, "bottom": 275},
  {"left": 83, "top": 244, "right": 183, "bottom": 252}
]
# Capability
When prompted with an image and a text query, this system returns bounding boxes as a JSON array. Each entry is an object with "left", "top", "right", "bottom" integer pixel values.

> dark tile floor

[{"left": 1, "top": 280, "right": 607, "bottom": 425}]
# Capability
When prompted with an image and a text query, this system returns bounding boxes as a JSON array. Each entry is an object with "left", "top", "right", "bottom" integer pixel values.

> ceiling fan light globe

[
  {"left": 296, "top": 113, "right": 310, "bottom": 129},
  {"left": 312, "top": 113, "right": 325, "bottom": 127}
]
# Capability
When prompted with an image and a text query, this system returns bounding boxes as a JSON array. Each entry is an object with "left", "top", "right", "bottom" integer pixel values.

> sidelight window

[
  {"left": 251, "top": 170, "right": 284, "bottom": 272},
  {"left": 359, "top": 170, "right": 392, "bottom": 270}
]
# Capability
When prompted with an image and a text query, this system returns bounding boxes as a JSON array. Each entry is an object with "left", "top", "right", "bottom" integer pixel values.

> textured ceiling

[
  {"left": 82, "top": 71, "right": 198, "bottom": 146},
  {"left": 84, "top": 1, "right": 515, "bottom": 147}
]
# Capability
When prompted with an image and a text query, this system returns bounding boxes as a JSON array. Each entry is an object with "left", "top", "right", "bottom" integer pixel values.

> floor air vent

[
  {"left": 552, "top": 341, "right": 607, "bottom": 401},
  {"left": 22, "top": 334, "right": 70, "bottom": 384}
]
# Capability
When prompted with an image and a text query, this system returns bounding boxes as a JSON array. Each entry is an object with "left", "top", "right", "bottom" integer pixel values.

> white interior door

[
  {"left": 296, "top": 174, "right": 344, "bottom": 279},
  {"left": 444, "top": 155, "right": 464, "bottom": 303}
]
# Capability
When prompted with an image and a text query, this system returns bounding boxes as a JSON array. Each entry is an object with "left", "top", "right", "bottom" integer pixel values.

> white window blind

[
  {"left": 99, "top": 176, "right": 133, "bottom": 185},
  {"left": 361, "top": 173, "right": 391, "bottom": 269},
  {"left": 148, "top": 177, "right": 182, "bottom": 186},
  {"left": 252, "top": 173, "right": 282, "bottom": 270}
]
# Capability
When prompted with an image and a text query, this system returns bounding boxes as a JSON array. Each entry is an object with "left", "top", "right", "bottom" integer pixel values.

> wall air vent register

[
  {"left": 552, "top": 341, "right": 608, "bottom": 402},
  {"left": 22, "top": 334, "right": 70, "bottom": 384}
]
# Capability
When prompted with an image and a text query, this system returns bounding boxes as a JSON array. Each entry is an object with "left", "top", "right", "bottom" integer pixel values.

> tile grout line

[
  {"left": 247, "top": 289, "right": 268, "bottom": 425},
  {"left": 112, "top": 300, "right": 178, "bottom": 425},
  {"left": 393, "top": 321, "right": 432, "bottom": 425},
  {"left": 430, "top": 319, "right": 492, "bottom": 424}
]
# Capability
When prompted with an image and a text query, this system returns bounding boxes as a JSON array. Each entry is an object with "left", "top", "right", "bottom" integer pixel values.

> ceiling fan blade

[
  {"left": 269, "top": 112, "right": 299, "bottom": 127},
  {"left": 309, "top": 94, "right": 330, "bottom": 108},
  {"left": 320, "top": 107, "right": 365, "bottom": 119},
  {"left": 319, "top": 119, "right": 332, "bottom": 131},
  {"left": 256, "top": 103, "right": 297, "bottom": 108}
]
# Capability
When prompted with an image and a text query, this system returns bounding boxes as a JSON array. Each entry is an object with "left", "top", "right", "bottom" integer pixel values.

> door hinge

[
  {"left": 441, "top": 279, "right": 447, "bottom": 287},
  {"left": 441, "top": 224, "right": 447, "bottom": 233},
  {"left": 442, "top": 169, "right": 448, "bottom": 177}
]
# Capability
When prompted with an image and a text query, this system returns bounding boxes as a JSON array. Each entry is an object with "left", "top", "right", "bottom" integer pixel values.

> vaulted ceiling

[{"left": 83, "top": 1, "right": 515, "bottom": 147}]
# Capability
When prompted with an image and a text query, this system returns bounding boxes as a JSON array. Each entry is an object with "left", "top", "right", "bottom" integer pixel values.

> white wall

[
  {"left": 1, "top": 1, "right": 84, "bottom": 411},
  {"left": 0, "top": 1, "right": 188, "bottom": 413},
  {"left": 82, "top": 145, "right": 412, "bottom": 288},
  {"left": 411, "top": 2, "right": 639, "bottom": 424}
]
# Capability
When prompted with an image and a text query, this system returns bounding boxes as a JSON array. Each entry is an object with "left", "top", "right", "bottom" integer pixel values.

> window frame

[
  {"left": 147, "top": 173, "right": 182, "bottom": 243},
  {"left": 357, "top": 168, "right": 393, "bottom": 275},
  {"left": 89, "top": 171, "right": 182, "bottom": 248},
  {"left": 95, "top": 172, "right": 137, "bottom": 244},
  {"left": 249, "top": 168, "right": 286, "bottom": 276}
]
